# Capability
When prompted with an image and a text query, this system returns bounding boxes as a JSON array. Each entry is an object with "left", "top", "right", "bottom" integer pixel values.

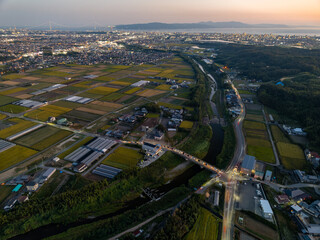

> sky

[{"left": 0, "top": 0, "right": 320, "bottom": 27}]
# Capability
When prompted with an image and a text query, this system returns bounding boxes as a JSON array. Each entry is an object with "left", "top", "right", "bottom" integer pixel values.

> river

[{"left": 9, "top": 124, "right": 224, "bottom": 240}]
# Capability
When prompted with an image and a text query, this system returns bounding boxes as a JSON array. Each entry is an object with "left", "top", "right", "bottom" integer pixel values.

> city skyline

[{"left": 0, "top": 0, "right": 320, "bottom": 27}]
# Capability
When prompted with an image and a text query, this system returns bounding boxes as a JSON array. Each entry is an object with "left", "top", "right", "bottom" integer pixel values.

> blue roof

[
  {"left": 241, "top": 155, "right": 256, "bottom": 170},
  {"left": 12, "top": 184, "right": 23, "bottom": 192},
  {"left": 276, "top": 82, "right": 284, "bottom": 86}
]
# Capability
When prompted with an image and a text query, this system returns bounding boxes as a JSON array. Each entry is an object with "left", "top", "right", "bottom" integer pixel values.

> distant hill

[{"left": 115, "top": 21, "right": 289, "bottom": 30}]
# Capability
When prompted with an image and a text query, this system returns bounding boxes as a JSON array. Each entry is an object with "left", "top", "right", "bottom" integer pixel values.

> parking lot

[{"left": 236, "top": 180, "right": 265, "bottom": 213}]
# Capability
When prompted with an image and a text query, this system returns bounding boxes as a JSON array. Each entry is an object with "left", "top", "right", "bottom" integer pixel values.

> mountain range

[{"left": 115, "top": 21, "right": 290, "bottom": 30}]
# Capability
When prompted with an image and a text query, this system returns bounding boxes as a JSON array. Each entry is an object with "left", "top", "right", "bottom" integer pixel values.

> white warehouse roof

[{"left": 260, "top": 199, "right": 273, "bottom": 214}]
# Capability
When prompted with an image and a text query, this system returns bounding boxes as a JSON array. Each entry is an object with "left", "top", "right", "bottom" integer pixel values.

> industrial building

[
  {"left": 259, "top": 199, "right": 273, "bottom": 220},
  {"left": 92, "top": 164, "right": 122, "bottom": 178},
  {"left": 31, "top": 84, "right": 67, "bottom": 95},
  {"left": 142, "top": 142, "right": 162, "bottom": 158},
  {"left": 65, "top": 95, "right": 93, "bottom": 104},
  {"left": 42, "top": 168, "right": 56, "bottom": 181},
  {"left": 12, "top": 99, "right": 45, "bottom": 108},
  {"left": 131, "top": 80, "right": 150, "bottom": 87},
  {"left": 240, "top": 155, "right": 256, "bottom": 175},
  {"left": 65, "top": 137, "right": 117, "bottom": 171}
]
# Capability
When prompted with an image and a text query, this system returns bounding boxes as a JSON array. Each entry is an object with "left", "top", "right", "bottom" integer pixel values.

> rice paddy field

[
  {"left": 0, "top": 56, "right": 195, "bottom": 172},
  {"left": 243, "top": 120, "right": 275, "bottom": 163},
  {"left": 0, "top": 118, "right": 37, "bottom": 139},
  {"left": 14, "top": 126, "right": 72, "bottom": 151},
  {"left": 101, "top": 147, "right": 143, "bottom": 169},
  {"left": 180, "top": 121, "right": 194, "bottom": 129},
  {"left": 270, "top": 125, "right": 306, "bottom": 169},
  {"left": 0, "top": 145, "right": 37, "bottom": 171},
  {"left": 185, "top": 208, "right": 220, "bottom": 240}
]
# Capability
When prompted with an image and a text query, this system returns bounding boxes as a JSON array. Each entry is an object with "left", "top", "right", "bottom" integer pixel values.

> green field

[
  {"left": 31, "top": 130, "right": 72, "bottom": 150},
  {"left": 277, "top": 142, "right": 306, "bottom": 169},
  {"left": 0, "top": 145, "right": 37, "bottom": 171},
  {"left": 158, "top": 102, "right": 183, "bottom": 110},
  {"left": 0, "top": 118, "right": 37, "bottom": 139},
  {"left": 146, "top": 113, "right": 160, "bottom": 118},
  {"left": 14, "top": 126, "right": 71, "bottom": 150},
  {"left": 2, "top": 74, "right": 22, "bottom": 80},
  {"left": 101, "top": 147, "right": 143, "bottom": 169},
  {"left": 0, "top": 95, "right": 18, "bottom": 106},
  {"left": 180, "top": 121, "right": 194, "bottom": 129},
  {"left": 0, "top": 185, "right": 14, "bottom": 204},
  {"left": 155, "top": 84, "right": 172, "bottom": 91},
  {"left": 185, "top": 208, "right": 220, "bottom": 240},
  {"left": 246, "top": 114, "right": 264, "bottom": 122},
  {"left": 99, "top": 93, "right": 125, "bottom": 102},
  {"left": 124, "top": 87, "right": 141, "bottom": 95},
  {"left": 42, "top": 71, "right": 72, "bottom": 78},
  {"left": 87, "top": 86, "right": 119, "bottom": 95},
  {"left": 0, "top": 113, "right": 7, "bottom": 120},
  {"left": 15, "top": 126, "right": 60, "bottom": 146},
  {"left": 0, "top": 104, "right": 29, "bottom": 114},
  {"left": 247, "top": 145, "right": 275, "bottom": 163},
  {"left": 25, "top": 105, "right": 72, "bottom": 121},
  {"left": 244, "top": 120, "right": 266, "bottom": 130},
  {"left": 238, "top": 89, "right": 252, "bottom": 95},
  {"left": 246, "top": 137, "right": 271, "bottom": 148},
  {"left": 271, "top": 126, "right": 291, "bottom": 143},
  {"left": 95, "top": 75, "right": 116, "bottom": 81}
]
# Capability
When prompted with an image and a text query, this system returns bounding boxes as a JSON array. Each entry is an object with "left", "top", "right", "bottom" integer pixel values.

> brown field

[
  {"left": 2, "top": 81, "right": 19, "bottom": 86},
  {"left": 16, "top": 94, "right": 33, "bottom": 99},
  {"left": 137, "top": 89, "right": 165, "bottom": 97},
  {"left": 21, "top": 76, "right": 40, "bottom": 81},
  {"left": 91, "top": 100, "right": 123, "bottom": 109},
  {"left": 76, "top": 107, "right": 106, "bottom": 115}
]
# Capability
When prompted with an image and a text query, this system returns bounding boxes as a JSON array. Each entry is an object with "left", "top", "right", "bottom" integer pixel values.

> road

[{"left": 222, "top": 79, "right": 246, "bottom": 240}]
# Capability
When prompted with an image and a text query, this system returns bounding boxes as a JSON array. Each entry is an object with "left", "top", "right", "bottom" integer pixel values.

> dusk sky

[{"left": 0, "top": 0, "right": 320, "bottom": 27}]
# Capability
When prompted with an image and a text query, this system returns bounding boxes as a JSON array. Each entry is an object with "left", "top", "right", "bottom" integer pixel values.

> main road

[{"left": 221, "top": 79, "right": 246, "bottom": 240}]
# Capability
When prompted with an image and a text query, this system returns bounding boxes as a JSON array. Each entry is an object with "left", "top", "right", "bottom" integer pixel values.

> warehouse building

[
  {"left": 240, "top": 155, "right": 256, "bottom": 175},
  {"left": 260, "top": 199, "right": 273, "bottom": 220},
  {"left": 92, "top": 164, "right": 122, "bottom": 178},
  {"left": 142, "top": 142, "right": 162, "bottom": 158}
]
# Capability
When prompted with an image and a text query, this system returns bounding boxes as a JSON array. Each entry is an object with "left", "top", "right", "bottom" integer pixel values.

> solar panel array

[
  {"left": 65, "top": 96, "right": 93, "bottom": 104},
  {"left": 0, "top": 140, "right": 16, "bottom": 153},
  {"left": 93, "top": 164, "right": 122, "bottom": 178}
]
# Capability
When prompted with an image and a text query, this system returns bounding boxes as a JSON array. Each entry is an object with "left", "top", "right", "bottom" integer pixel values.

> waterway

[{"left": 9, "top": 124, "right": 224, "bottom": 240}]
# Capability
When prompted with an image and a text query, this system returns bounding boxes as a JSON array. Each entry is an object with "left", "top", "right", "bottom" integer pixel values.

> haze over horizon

[{"left": 0, "top": 0, "right": 320, "bottom": 27}]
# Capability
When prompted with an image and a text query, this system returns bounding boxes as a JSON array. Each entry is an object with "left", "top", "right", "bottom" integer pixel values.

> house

[
  {"left": 274, "top": 194, "right": 290, "bottom": 204},
  {"left": 254, "top": 162, "right": 265, "bottom": 179},
  {"left": 26, "top": 181, "right": 39, "bottom": 192},
  {"left": 57, "top": 118, "right": 68, "bottom": 125},
  {"left": 291, "top": 204, "right": 302, "bottom": 213},
  {"left": 18, "top": 195, "right": 29, "bottom": 203},
  {"left": 154, "top": 131, "right": 164, "bottom": 141},
  {"left": 4, "top": 198, "right": 18, "bottom": 211},
  {"left": 214, "top": 191, "right": 220, "bottom": 206},
  {"left": 264, "top": 170, "right": 273, "bottom": 181},
  {"left": 240, "top": 155, "right": 256, "bottom": 175},
  {"left": 285, "top": 189, "right": 311, "bottom": 201}
]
